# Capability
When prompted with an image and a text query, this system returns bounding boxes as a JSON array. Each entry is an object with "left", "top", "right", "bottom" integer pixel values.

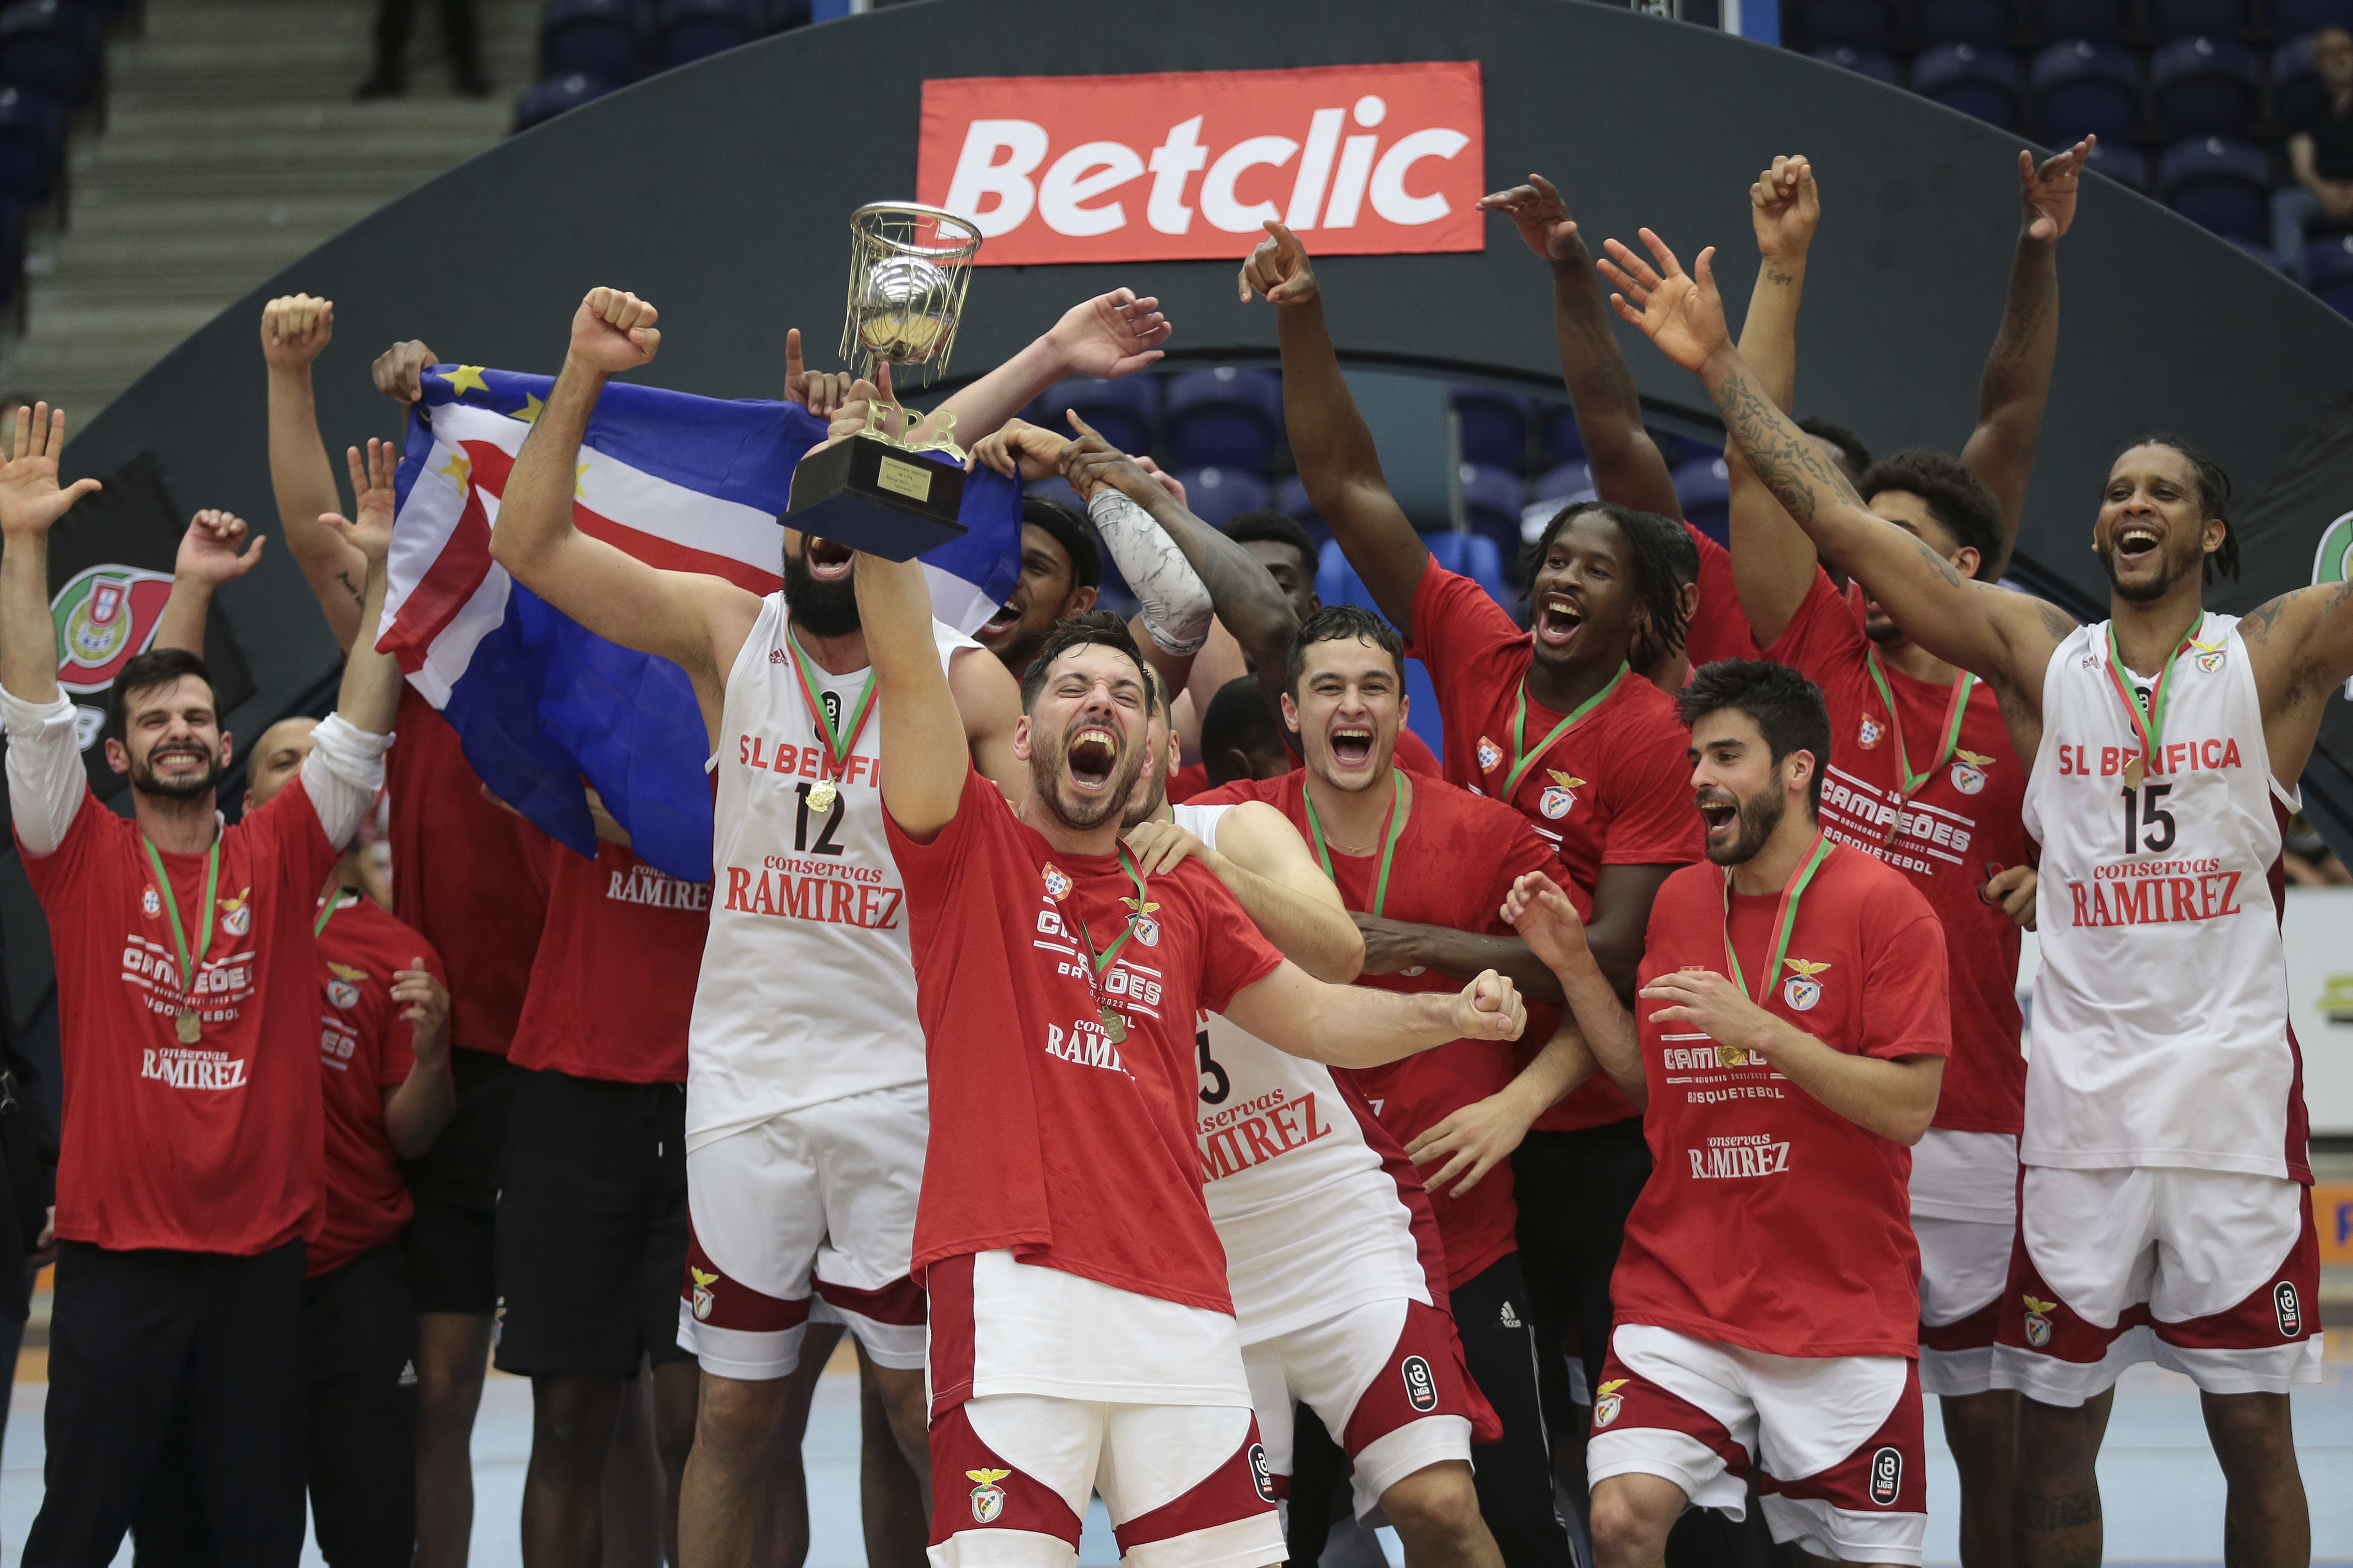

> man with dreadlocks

[
  {"left": 1248, "top": 220, "right": 1701, "bottom": 1505},
  {"left": 1605, "top": 217, "right": 2347, "bottom": 1568}
]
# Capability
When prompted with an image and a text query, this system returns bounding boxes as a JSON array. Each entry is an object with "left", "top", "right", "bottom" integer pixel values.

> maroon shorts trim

[
  {"left": 1920, "top": 1292, "right": 2002, "bottom": 1355},
  {"left": 682, "top": 1220, "right": 808, "bottom": 1335},
  {"left": 815, "top": 1272, "right": 926, "bottom": 1327},
  {"left": 1342, "top": 1296, "right": 1504, "bottom": 1453},
  {"left": 1112, "top": 1418, "right": 1278, "bottom": 1554},
  {"left": 925, "top": 1254, "right": 978, "bottom": 1420},
  {"left": 1589, "top": 1345, "right": 1750, "bottom": 1475},
  {"left": 925, "top": 1402, "right": 1082, "bottom": 1549},
  {"left": 1757, "top": 1365, "right": 1927, "bottom": 1514}
]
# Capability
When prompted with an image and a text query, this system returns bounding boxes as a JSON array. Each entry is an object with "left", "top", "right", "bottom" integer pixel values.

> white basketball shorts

[
  {"left": 1587, "top": 1324, "right": 1927, "bottom": 1566},
  {"left": 1991, "top": 1164, "right": 2322, "bottom": 1406},
  {"left": 676, "top": 1080, "right": 928, "bottom": 1380},
  {"left": 1911, "top": 1129, "right": 2019, "bottom": 1397}
]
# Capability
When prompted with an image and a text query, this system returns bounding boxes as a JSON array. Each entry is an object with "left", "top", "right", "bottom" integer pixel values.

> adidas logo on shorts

[
  {"left": 1498, "top": 1300, "right": 1522, "bottom": 1329},
  {"left": 398, "top": 1359, "right": 418, "bottom": 1388}
]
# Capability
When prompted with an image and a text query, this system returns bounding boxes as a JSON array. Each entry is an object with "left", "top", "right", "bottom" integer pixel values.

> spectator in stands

[
  {"left": 358, "top": 0, "right": 489, "bottom": 99},
  {"left": 2275, "top": 27, "right": 2353, "bottom": 267}
]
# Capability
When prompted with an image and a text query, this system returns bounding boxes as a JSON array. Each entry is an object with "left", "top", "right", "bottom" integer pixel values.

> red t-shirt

[
  {"left": 1616, "top": 844, "right": 1949, "bottom": 1359},
  {"left": 386, "top": 688, "right": 547, "bottom": 1059},
  {"left": 506, "top": 839, "right": 709, "bottom": 1083},
  {"left": 311, "top": 890, "right": 444, "bottom": 1276},
  {"left": 1405, "top": 559, "right": 1702, "bottom": 1130},
  {"left": 20, "top": 783, "right": 338, "bottom": 1255},
  {"left": 1168, "top": 727, "right": 1439, "bottom": 805},
  {"left": 1764, "top": 571, "right": 2029, "bottom": 1133},
  {"left": 889, "top": 768, "right": 1284, "bottom": 1313},
  {"left": 1684, "top": 522, "right": 1760, "bottom": 668},
  {"left": 1194, "top": 769, "right": 1569, "bottom": 1287}
]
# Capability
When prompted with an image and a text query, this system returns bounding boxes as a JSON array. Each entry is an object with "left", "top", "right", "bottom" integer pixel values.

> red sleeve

[
  {"left": 16, "top": 782, "right": 104, "bottom": 890},
  {"left": 1405, "top": 558, "right": 1522, "bottom": 689},
  {"left": 1489, "top": 815, "right": 1590, "bottom": 925},
  {"left": 884, "top": 765, "right": 996, "bottom": 890},
  {"left": 1761, "top": 568, "right": 1867, "bottom": 680},
  {"left": 1393, "top": 727, "right": 1442, "bottom": 777},
  {"left": 1601, "top": 720, "right": 1704, "bottom": 866},
  {"left": 1861, "top": 893, "right": 1951, "bottom": 1063},
  {"left": 1684, "top": 523, "right": 1758, "bottom": 668},
  {"left": 1189, "top": 869, "right": 1287, "bottom": 1013},
  {"left": 1167, "top": 763, "right": 1211, "bottom": 803},
  {"left": 384, "top": 933, "right": 446, "bottom": 1086},
  {"left": 1186, "top": 777, "right": 1279, "bottom": 812}
]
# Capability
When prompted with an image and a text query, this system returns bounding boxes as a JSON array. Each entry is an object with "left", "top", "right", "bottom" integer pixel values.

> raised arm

[
  {"left": 154, "top": 510, "right": 268, "bottom": 656},
  {"left": 1125, "top": 800, "right": 1363, "bottom": 983},
  {"left": 1246, "top": 223, "right": 1428, "bottom": 635},
  {"left": 1600, "top": 229, "right": 2068, "bottom": 703},
  {"left": 319, "top": 439, "right": 408, "bottom": 742},
  {"left": 1727, "top": 156, "right": 1828, "bottom": 648},
  {"left": 1478, "top": 174, "right": 1683, "bottom": 520},
  {"left": 906, "top": 288, "right": 1171, "bottom": 448},
  {"left": 1222, "top": 960, "right": 1524, "bottom": 1069},
  {"left": 261, "top": 295, "right": 372, "bottom": 653},
  {"left": 1960, "top": 140, "right": 2091, "bottom": 572},
  {"left": 486, "top": 289, "right": 756, "bottom": 735},
  {"left": 2240, "top": 580, "right": 2353, "bottom": 784},
  {"left": 854, "top": 548, "right": 967, "bottom": 841},
  {"left": 0, "top": 406, "right": 100, "bottom": 707}
]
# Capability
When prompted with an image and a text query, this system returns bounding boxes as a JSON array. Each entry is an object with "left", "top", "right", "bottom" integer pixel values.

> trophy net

[{"left": 839, "top": 203, "right": 983, "bottom": 385}]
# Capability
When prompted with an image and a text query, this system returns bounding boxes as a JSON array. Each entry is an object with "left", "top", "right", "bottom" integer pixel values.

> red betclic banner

[{"left": 916, "top": 63, "right": 1486, "bottom": 266}]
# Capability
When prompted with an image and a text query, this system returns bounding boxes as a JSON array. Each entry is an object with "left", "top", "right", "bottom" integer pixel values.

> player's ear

[
  {"left": 1279, "top": 692, "right": 1300, "bottom": 733},
  {"left": 1011, "top": 713, "right": 1033, "bottom": 764},
  {"left": 104, "top": 738, "right": 129, "bottom": 776}
]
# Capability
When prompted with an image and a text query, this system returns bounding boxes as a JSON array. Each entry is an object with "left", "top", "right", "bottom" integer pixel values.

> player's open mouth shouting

[
  {"left": 803, "top": 537, "right": 854, "bottom": 581},
  {"left": 1534, "top": 589, "right": 1586, "bottom": 652},
  {"left": 1064, "top": 723, "right": 1121, "bottom": 794}
]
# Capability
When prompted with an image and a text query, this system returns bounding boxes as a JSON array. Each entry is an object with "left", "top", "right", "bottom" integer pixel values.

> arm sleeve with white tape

[
  {"left": 298, "top": 711, "right": 395, "bottom": 851},
  {"left": 1087, "top": 488, "right": 1214, "bottom": 656},
  {"left": 1, "top": 685, "right": 86, "bottom": 856}
]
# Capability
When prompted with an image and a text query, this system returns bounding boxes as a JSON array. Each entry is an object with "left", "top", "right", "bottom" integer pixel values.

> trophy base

[{"left": 785, "top": 433, "right": 968, "bottom": 562}]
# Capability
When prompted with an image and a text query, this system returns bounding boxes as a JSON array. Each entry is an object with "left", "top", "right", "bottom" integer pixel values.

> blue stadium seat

[
  {"left": 2083, "top": 136, "right": 2150, "bottom": 189},
  {"left": 1164, "top": 366, "right": 1282, "bottom": 471},
  {"left": 1170, "top": 465, "right": 1271, "bottom": 528},
  {"left": 1038, "top": 375, "right": 1155, "bottom": 458},
  {"left": 1458, "top": 463, "right": 1525, "bottom": 566},
  {"left": 1449, "top": 387, "right": 1532, "bottom": 468},
  {"left": 751, "top": 0, "right": 807, "bottom": 31},
  {"left": 1672, "top": 456, "right": 1734, "bottom": 546},
  {"left": 0, "top": 85, "right": 63, "bottom": 202},
  {"left": 653, "top": 0, "right": 753, "bottom": 67},
  {"left": 2151, "top": 36, "right": 2261, "bottom": 138},
  {"left": 1812, "top": 44, "right": 1904, "bottom": 84},
  {"left": 1799, "top": 0, "right": 1892, "bottom": 49},
  {"left": 2274, "top": 0, "right": 2353, "bottom": 36},
  {"left": 2150, "top": 0, "right": 2245, "bottom": 39},
  {"left": 515, "top": 71, "right": 620, "bottom": 131},
  {"left": 1425, "top": 532, "right": 1510, "bottom": 607},
  {"left": 2158, "top": 135, "right": 2273, "bottom": 239},
  {"left": 2027, "top": 0, "right": 2128, "bottom": 41},
  {"left": 1530, "top": 461, "right": 1596, "bottom": 508},
  {"left": 1918, "top": 0, "right": 2012, "bottom": 47},
  {"left": 1915, "top": 42, "right": 2025, "bottom": 127},
  {"left": 541, "top": 0, "right": 643, "bottom": 83},
  {"left": 1271, "top": 474, "right": 1331, "bottom": 548},
  {"left": 1539, "top": 403, "right": 1585, "bottom": 465},
  {"left": 2030, "top": 40, "right": 2142, "bottom": 145},
  {"left": 0, "top": 0, "right": 99, "bottom": 114},
  {"left": 2274, "top": 35, "right": 2326, "bottom": 126},
  {"left": 2301, "top": 232, "right": 2353, "bottom": 315}
]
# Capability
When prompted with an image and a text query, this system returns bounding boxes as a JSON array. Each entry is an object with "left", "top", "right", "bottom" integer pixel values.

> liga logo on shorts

[
  {"left": 966, "top": 1468, "right": 1011, "bottom": 1524},
  {"left": 2022, "top": 1295, "right": 2058, "bottom": 1348},
  {"left": 688, "top": 1267, "right": 718, "bottom": 1321},
  {"left": 1867, "top": 1446, "right": 1903, "bottom": 1507},
  {"left": 2274, "top": 1281, "right": 2302, "bottom": 1338},
  {"left": 1780, "top": 959, "right": 1829, "bottom": 1012},
  {"left": 1539, "top": 770, "right": 1584, "bottom": 820},
  {"left": 1593, "top": 1379, "right": 1627, "bottom": 1427},
  {"left": 1949, "top": 749, "right": 1992, "bottom": 795},
  {"left": 1247, "top": 1443, "right": 1274, "bottom": 1502},
  {"left": 1476, "top": 736, "right": 1502, "bottom": 773},
  {"left": 1402, "top": 1355, "right": 1438, "bottom": 1412}
]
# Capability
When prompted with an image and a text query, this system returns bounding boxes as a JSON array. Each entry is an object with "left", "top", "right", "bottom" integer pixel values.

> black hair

[
  {"left": 1795, "top": 416, "right": 1872, "bottom": 480},
  {"left": 2115, "top": 433, "right": 2240, "bottom": 585},
  {"left": 106, "top": 648, "right": 216, "bottom": 744},
  {"left": 1519, "top": 501, "right": 1692, "bottom": 659},
  {"left": 1018, "top": 608, "right": 1146, "bottom": 712},
  {"left": 1021, "top": 496, "right": 1101, "bottom": 590},
  {"left": 1200, "top": 675, "right": 1286, "bottom": 768},
  {"left": 1286, "top": 605, "right": 1405, "bottom": 694},
  {"left": 1222, "top": 509, "right": 1319, "bottom": 578},
  {"left": 1857, "top": 448, "right": 2005, "bottom": 582},
  {"left": 1677, "top": 658, "right": 1832, "bottom": 815},
  {"left": 1144, "top": 660, "right": 1169, "bottom": 720}
]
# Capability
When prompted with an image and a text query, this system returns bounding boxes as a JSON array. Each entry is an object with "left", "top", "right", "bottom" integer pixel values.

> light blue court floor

[{"left": 2, "top": 1358, "right": 2347, "bottom": 1566}]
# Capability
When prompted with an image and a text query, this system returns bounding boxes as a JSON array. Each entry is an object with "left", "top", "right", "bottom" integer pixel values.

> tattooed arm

[
  {"left": 1597, "top": 228, "right": 2069, "bottom": 707},
  {"left": 2239, "top": 581, "right": 2353, "bottom": 782}
]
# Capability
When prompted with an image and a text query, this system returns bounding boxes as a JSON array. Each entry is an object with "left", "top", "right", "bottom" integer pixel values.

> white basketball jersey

[
  {"left": 2021, "top": 615, "right": 2304, "bottom": 1180},
  {"left": 1172, "top": 803, "right": 1432, "bottom": 1343},
  {"left": 686, "top": 592, "right": 977, "bottom": 1149}
]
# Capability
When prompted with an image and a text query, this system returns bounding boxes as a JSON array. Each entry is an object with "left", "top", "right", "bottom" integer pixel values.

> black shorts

[
  {"left": 1513, "top": 1116, "right": 1652, "bottom": 1399},
  {"left": 402, "top": 1199, "right": 495, "bottom": 1317},
  {"left": 493, "top": 1067, "right": 689, "bottom": 1377},
  {"left": 402, "top": 1045, "right": 518, "bottom": 1211}
]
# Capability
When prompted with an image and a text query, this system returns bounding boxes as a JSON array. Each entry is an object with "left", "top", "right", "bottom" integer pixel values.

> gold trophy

[{"left": 786, "top": 202, "right": 984, "bottom": 561}]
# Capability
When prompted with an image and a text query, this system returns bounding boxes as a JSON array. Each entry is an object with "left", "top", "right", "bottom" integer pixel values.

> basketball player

[
  {"left": 486, "top": 284, "right": 1173, "bottom": 1568},
  {"left": 1510, "top": 658, "right": 1949, "bottom": 1568},
  {"left": 1719, "top": 158, "right": 2050, "bottom": 1568},
  {"left": 1605, "top": 224, "right": 2347, "bottom": 1568},
  {"left": 261, "top": 295, "right": 549, "bottom": 1568},
  {"left": 858, "top": 521, "right": 1527, "bottom": 1564},
  {"left": 2, "top": 413, "right": 402, "bottom": 1566},
  {"left": 1250, "top": 222, "right": 1701, "bottom": 1459}
]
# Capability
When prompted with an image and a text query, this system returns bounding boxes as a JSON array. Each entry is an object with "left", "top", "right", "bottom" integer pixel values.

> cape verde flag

[{"left": 378, "top": 365, "right": 1020, "bottom": 882}]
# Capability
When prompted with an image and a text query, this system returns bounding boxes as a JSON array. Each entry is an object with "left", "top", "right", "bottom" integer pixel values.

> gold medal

[
  {"left": 176, "top": 1008, "right": 201, "bottom": 1045},
  {"left": 142, "top": 834, "right": 221, "bottom": 1052},
  {"left": 808, "top": 778, "right": 838, "bottom": 814},
  {"left": 1098, "top": 1007, "right": 1127, "bottom": 1043},
  {"left": 2123, "top": 757, "right": 2144, "bottom": 790}
]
